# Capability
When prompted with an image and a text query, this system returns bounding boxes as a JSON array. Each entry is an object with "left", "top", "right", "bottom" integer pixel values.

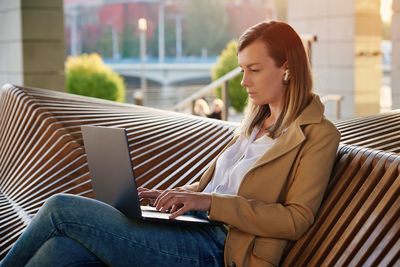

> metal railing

[
  {"left": 320, "top": 94, "right": 344, "bottom": 120},
  {"left": 173, "top": 67, "right": 242, "bottom": 120},
  {"left": 173, "top": 67, "right": 343, "bottom": 121}
]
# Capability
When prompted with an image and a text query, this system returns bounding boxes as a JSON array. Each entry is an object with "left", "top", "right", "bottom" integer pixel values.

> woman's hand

[
  {"left": 154, "top": 189, "right": 211, "bottom": 219},
  {"left": 137, "top": 187, "right": 163, "bottom": 206}
]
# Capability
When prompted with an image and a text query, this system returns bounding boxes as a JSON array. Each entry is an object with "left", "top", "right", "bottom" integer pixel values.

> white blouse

[{"left": 203, "top": 129, "right": 277, "bottom": 195}]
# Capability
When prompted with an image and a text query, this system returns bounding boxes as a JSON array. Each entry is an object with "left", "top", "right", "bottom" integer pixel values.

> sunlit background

[
  {"left": 59, "top": 0, "right": 396, "bottom": 121},
  {"left": 0, "top": 0, "right": 398, "bottom": 121},
  {"left": 381, "top": 0, "right": 393, "bottom": 22}
]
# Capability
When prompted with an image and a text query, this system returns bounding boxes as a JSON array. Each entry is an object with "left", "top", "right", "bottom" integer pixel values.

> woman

[
  {"left": 208, "top": 99, "right": 224, "bottom": 120},
  {"left": 0, "top": 21, "right": 340, "bottom": 267},
  {"left": 194, "top": 98, "right": 224, "bottom": 120},
  {"left": 194, "top": 98, "right": 211, "bottom": 117}
]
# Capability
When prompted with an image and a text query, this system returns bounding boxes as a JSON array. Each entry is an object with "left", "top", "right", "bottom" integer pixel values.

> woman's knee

[
  {"left": 38, "top": 194, "right": 119, "bottom": 226},
  {"left": 42, "top": 194, "right": 76, "bottom": 212},
  {"left": 37, "top": 194, "right": 89, "bottom": 223}
]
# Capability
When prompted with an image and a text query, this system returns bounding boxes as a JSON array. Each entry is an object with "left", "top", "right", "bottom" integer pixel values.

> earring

[{"left": 283, "top": 69, "right": 290, "bottom": 85}]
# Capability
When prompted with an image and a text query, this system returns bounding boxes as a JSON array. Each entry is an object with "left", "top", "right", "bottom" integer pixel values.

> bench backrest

[
  {"left": 282, "top": 144, "right": 400, "bottom": 266},
  {"left": 0, "top": 84, "right": 236, "bottom": 257},
  {"left": 335, "top": 110, "right": 400, "bottom": 153},
  {"left": 1, "top": 85, "right": 399, "bottom": 265}
]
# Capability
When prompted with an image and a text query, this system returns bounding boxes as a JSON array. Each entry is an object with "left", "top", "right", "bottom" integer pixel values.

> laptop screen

[{"left": 81, "top": 125, "right": 142, "bottom": 219}]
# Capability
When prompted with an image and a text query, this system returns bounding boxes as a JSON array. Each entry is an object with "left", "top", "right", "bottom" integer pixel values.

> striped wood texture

[
  {"left": 1, "top": 84, "right": 399, "bottom": 264},
  {"left": 282, "top": 145, "right": 400, "bottom": 266},
  {"left": 335, "top": 111, "right": 400, "bottom": 153},
  {"left": 0, "top": 84, "right": 236, "bottom": 259}
]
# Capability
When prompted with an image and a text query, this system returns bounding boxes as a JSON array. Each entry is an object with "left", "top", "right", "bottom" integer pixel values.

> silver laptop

[{"left": 81, "top": 125, "right": 214, "bottom": 224}]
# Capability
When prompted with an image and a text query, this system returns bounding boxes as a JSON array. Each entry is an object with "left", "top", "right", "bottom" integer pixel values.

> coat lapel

[
  {"left": 246, "top": 94, "right": 324, "bottom": 174},
  {"left": 247, "top": 122, "right": 305, "bottom": 173},
  {"left": 198, "top": 94, "right": 325, "bottom": 191}
]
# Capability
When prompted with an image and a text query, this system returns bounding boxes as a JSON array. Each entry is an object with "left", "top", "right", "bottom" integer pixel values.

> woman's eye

[
  {"left": 240, "top": 69, "right": 244, "bottom": 73},
  {"left": 251, "top": 69, "right": 260, "bottom": 72}
]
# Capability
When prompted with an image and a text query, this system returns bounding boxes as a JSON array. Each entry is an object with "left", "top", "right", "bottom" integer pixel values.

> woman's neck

[{"left": 264, "top": 104, "right": 281, "bottom": 128}]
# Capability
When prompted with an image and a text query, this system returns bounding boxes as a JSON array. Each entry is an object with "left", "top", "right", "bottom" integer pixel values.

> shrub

[
  {"left": 65, "top": 53, "right": 126, "bottom": 102},
  {"left": 212, "top": 40, "right": 246, "bottom": 112}
]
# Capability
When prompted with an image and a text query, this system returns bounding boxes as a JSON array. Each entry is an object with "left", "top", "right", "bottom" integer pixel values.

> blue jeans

[{"left": 0, "top": 194, "right": 227, "bottom": 267}]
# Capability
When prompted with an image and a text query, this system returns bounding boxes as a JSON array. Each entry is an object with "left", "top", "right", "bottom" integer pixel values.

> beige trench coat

[{"left": 181, "top": 95, "right": 341, "bottom": 267}]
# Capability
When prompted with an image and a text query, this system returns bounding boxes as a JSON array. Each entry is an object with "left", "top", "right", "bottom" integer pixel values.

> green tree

[
  {"left": 81, "top": 27, "right": 98, "bottom": 55},
  {"left": 184, "top": 0, "right": 233, "bottom": 57},
  {"left": 150, "top": 20, "right": 177, "bottom": 58},
  {"left": 66, "top": 53, "right": 126, "bottom": 103},
  {"left": 99, "top": 27, "right": 113, "bottom": 58},
  {"left": 212, "top": 40, "right": 246, "bottom": 112},
  {"left": 122, "top": 25, "right": 140, "bottom": 58}
]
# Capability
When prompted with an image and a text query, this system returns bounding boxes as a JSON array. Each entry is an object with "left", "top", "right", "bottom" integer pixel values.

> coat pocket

[{"left": 252, "top": 237, "right": 288, "bottom": 266}]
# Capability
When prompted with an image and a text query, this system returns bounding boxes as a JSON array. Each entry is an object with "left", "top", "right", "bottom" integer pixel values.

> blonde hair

[
  {"left": 194, "top": 98, "right": 210, "bottom": 116},
  {"left": 212, "top": 98, "right": 224, "bottom": 110},
  {"left": 235, "top": 21, "right": 313, "bottom": 138}
]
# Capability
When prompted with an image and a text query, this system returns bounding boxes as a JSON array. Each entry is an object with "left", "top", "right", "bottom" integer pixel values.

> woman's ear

[
  {"left": 283, "top": 61, "right": 289, "bottom": 70},
  {"left": 283, "top": 69, "right": 290, "bottom": 85}
]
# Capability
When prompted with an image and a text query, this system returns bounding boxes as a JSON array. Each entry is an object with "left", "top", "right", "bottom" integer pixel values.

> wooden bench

[
  {"left": 0, "top": 84, "right": 399, "bottom": 265},
  {"left": 335, "top": 111, "right": 400, "bottom": 153},
  {"left": 282, "top": 145, "right": 400, "bottom": 266}
]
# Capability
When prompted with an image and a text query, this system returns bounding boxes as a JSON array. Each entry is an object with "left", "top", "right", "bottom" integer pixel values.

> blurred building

[
  {"left": 393, "top": 0, "right": 400, "bottom": 109},
  {"left": 288, "top": 0, "right": 388, "bottom": 118},
  {"left": 63, "top": 0, "right": 276, "bottom": 59},
  {"left": 0, "top": 0, "right": 66, "bottom": 91},
  {"left": 1, "top": 0, "right": 399, "bottom": 120}
]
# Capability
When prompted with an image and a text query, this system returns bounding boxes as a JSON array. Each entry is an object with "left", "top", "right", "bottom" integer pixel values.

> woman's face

[{"left": 238, "top": 41, "right": 287, "bottom": 108}]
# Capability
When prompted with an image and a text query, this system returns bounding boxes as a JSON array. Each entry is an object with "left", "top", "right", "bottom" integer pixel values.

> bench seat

[{"left": 1, "top": 84, "right": 399, "bottom": 265}]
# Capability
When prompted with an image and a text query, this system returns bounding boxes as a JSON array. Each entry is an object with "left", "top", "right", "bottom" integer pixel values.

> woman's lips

[{"left": 247, "top": 91, "right": 256, "bottom": 97}]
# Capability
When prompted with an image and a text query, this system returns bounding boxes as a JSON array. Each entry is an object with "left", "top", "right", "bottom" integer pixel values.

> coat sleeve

[
  {"left": 179, "top": 182, "right": 199, "bottom": 191},
  {"left": 208, "top": 121, "right": 340, "bottom": 240}
]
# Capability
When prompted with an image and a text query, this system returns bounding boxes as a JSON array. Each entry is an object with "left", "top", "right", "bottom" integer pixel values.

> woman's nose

[{"left": 241, "top": 73, "right": 251, "bottom": 87}]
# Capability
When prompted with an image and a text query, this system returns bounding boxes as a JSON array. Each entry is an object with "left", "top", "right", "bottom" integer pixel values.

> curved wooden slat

[
  {"left": 1, "top": 84, "right": 400, "bottom": 265},
  {"left": 0, "top": 84, "right": 236, "bottom": 259},
  {"left": 282, "top": 146, "right": 400, "bottom": 266},
  {"left": 335, "top": 111, "right": 400, "bottom": 152}
]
